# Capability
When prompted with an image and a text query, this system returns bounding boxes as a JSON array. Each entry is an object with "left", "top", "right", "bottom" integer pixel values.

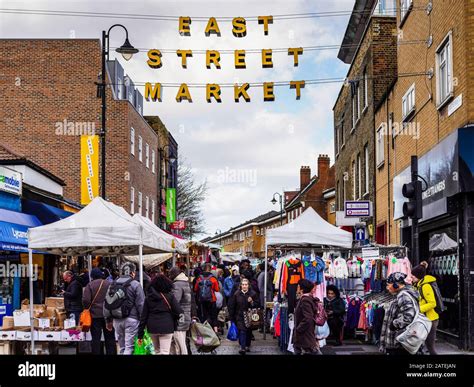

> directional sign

[
  {"left": 345, "top": 201, "right": 372, "bottom": 217},
  {"left": 356, "top": 227, "right": 366, "bottom": 241}
]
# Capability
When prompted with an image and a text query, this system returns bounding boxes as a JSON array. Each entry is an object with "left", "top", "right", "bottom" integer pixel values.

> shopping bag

[
  {"left": 133, "top": 330, "right": 155, "bottom": 355},
  {"left": 190, "top": 320, "right": 220, "bottom": 352},
  {"left": 227, "top": 322, "right": 238, "bottom": 341},
  {"left": 315, "top": 322, "right": 330, "bottom": 340}
]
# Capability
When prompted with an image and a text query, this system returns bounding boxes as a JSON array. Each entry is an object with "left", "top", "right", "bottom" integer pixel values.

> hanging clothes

[
  {"left": 387, "top": 256, "right": 412, "bottom": 284},
  {"left": 302, "top": 255, "right": 318, "bottom": 283},
  {"left": 346, "top": 296, "right": 361, "bottom": 329},
  {"left": 357, "top": 302, "right": 368, "bottom": 331},
  {"left": 332, "top": 257, "right": 349, "bottom": 279},
  {"left": 281, "top": 258, "right": 305, "bottom": 313}
]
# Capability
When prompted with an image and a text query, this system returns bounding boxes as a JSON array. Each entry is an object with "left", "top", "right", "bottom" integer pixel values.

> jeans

[
  {"left": 113, "top": 317, "right": 139, "bottom": 355},
  {"left": 90, "top": 318, "right": 117, "bottom": 355},
  {"left": 238, "top": 328, "right": 252, "bottom": 350},
  {"left": 425, "top": 319, "right": 439, "bottom": 355},
  {"left": 150, "top": 333, "right": 173, "bottom": 355}
]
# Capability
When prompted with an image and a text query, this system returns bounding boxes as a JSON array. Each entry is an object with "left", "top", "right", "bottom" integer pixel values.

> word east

[
  {"left": 144, "top": 82, "right": 305, "bottom": 103},
  {"left": 179, "top": 16, "right": 274, "bottom": 37}
]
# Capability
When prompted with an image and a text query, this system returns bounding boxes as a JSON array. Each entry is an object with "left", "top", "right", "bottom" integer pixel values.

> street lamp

[
  {"left": 158, "top": 144, "right": 177, "bottom": 228},
  {"left": 99, "top": 24, "right": 138, "bottom": 199},
  {"left": 271, "top": 192, "right": 284, "bottom": 225}
]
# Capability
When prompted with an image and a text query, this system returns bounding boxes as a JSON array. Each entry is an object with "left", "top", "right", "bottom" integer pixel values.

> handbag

[
  {"left": 245, "top": 308, "right": 263, "bottom": 330},
  {"left": 80, "top": 280, "right": 104, "bottom": 332},
  {"left": 395, "top": 294, "right": 432, "bottom": 355},
  {"left": 314, "top": 300, "right": 328, "bottom": 327}
]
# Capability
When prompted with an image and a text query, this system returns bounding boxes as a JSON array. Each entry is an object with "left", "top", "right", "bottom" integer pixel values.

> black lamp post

[
  {"left": 271, "top": 192, "right": 284, "bottom": 225},
  {"left": 99, "top": 24, "right": 138, "bottom": 199},
  {"left": 158, "top": 144, "right": 177, "bottom": 228}
]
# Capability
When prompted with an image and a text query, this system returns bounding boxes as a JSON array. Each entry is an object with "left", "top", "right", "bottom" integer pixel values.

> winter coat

[
  {"left": 82, "top": 279, "right": 110, "bottom": 319},
  {"left": 415, "top": 275, "right": 439, "bottom": 321},
  {"left": 194, "top": 272, "right": 220, "bottom": 303},
  {"left": 293, "top": 294, "right": 318, "bottom": 350},
  {"left": 228, "top": 289, "right": 259, "bottom": 331},
  {"left": 257, "top": 271, "right": 273, "bottom": 307},
  {"left": 113, "top": 276, "right": 145, "bottom": 321},
  {"left": 380, "top": 286, "right": 419, "bottom": 351},
  {"left": 223, "top": 276, "right": 234, "bottom": 298},
  {"left": 230, "top": 275, "right": 241, "bottom": 296},
  {"left": 64, "top": 276, "right": 84, "bottom": 313},
  {"left": 324, "top": 297, "right": 346, "bottom": 321},
  {"left": 171, "top": 273, "right": 192, "bottom": 331},
  {"left": 138, "top": 287, "right": 183, "bottom": 339}
]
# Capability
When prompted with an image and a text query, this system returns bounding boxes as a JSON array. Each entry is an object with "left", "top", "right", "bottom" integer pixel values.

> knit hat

[
  {"left": 90, "top": 268, "right": 104, "bottom": 280},
  {"left": 387, "top": 272, "right": 407, "bottom": 285},
  {"left": 411, "top": 261, "right": 428, "bottom": 279},
  {"left": 169, "top": 266, "right": 181, "bottom": 280}
]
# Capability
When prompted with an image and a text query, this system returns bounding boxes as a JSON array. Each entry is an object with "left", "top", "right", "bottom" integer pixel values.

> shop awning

[
  {"left": 22, "top": 199, "right": 73, "bottom": 225},
  {"left": 0, "top": 208, "right": 42, "bottom": 252}
]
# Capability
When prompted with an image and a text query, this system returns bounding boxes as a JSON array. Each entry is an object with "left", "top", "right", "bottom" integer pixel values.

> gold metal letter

[
  {"left": 147, "top": 49, "right": 162, "bottom": 69},
  {"left": 290, "top": 81, "right": 305, "bottom": 100},
  {"left": 288, "top": 47, "right": 304, "bottom": 67},
  {"left": 176, "top": 83, "right": 193, "bottom": 102},
  {"left": 232, "top": 17, "right": 247, "bottom": 37},
  {"left": 206, "top": 84, "right": 222, "bottom": 103},
  {"left": 206, "top": 50, "right": 221, "bottom": 69},
  {"left": 205, "top": 17, "right": 221, "bottom": 36},
  {"left": 258, "top": 16, "right": 273, "bottom": 35},
  {"left": 144, "top": 83, "right": 162, "bottom": 102},
  {"left": 234, "top": 83, "right": 251, "bottom": 102},
  {"left": 177, "top": 50, "right": 193, "bottom": 68},
  {"left": 263, "top": 82, "right": 275, "bottom": 101},
  {"left": 235, "top": 50, "right": 246, "bottom": 69},
  {"left": 179, "top": 17, "right": 191, "bottom": 36},
  {"left": 262, "top": 49, "right": 273, "bottom": 68}
]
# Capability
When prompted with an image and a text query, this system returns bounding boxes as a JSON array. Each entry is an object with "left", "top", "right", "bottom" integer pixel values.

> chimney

[
  {"left": 300, "top": 166, "right": 311, "bottom": 190},
  {"left": 318, "top": 154, "right": 330, "bottom": 181}
]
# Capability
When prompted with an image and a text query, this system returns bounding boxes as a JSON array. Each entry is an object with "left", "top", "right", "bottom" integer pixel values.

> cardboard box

[
  {"left": 0, "top": 330, "right": 16, "bottom": 340},
  {"left": 38, "top": 330, "right": 61, "bottom": 341},
  {"left": 55, "top": 311, "right": 67, "bottom": 328},
  {"left": 13, "top": 310, "right": 30, "bottom": 327},
  {"left": 16, "top": 329, "right": 38, "bottom": 341},
  {"left": 21, "top": 303, "right": 47, "bottom": 318},
  {"left": 1, "top": 316, "right": 14, "bottom": 330},
  {"left": 60, "top": 330, "right": 84, "bottom": 342},
  {"left": 45, "top": 297, "right": 64, "bottom": 309},
  {"left": 34, "top": 317, "right": 55, "bottom": 329}
]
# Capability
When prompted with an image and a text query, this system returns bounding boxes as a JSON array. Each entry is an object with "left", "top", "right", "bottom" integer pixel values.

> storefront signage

[
  {"left": 170, "top": 219, "right": 185, "bottom": 230},
  {"left": 345, "top": 201, "right": 372, "bottom": 217},
  {"left": 0, "top": 166, "right": 22, "bottom": 196},
  {"left": 448, "top": 94, "right": 462, "bottom": 117},
  {"left": 144, "top": 16, "right": 307, "bottom": 102},
  {"left": 80, "top": 135, "right": 99, "bottom": 205},
  {"left": 166, "top": 188, "right": 176, "bottom": 223}
]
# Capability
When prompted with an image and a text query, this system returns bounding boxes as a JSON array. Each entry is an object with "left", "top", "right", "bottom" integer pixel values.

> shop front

[{"left": 393, "top": 126, "right": 474, "bottom": 350}]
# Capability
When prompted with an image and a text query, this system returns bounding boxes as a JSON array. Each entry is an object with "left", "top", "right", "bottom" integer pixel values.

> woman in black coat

[
  {"left": 228, "top": 278, "right": 259, "bottom": 355},
  {"left": 324, "top": 284, "right": 346, "bottom": 346},
  {"left": 138, "top": 275, "right": 183, "bottom": 355},
  {"left": 293, "top": 279, "right": 322, "bottom": 355}
]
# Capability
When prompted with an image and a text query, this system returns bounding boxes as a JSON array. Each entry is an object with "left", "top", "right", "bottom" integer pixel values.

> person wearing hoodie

[
  {"left": 169, "top": 266, "right": 192, "bottom": 355},
  {"left": 82, "top": 268, "right": 116, "bottom": 355},
  {"left": 293, "top": 279, "right": 322, "bottom": 355},
  {"left": 411, "top": 261, "right": 439, "bottom": 355},
  {"left": 138, "top": 274, "right": 184, "bottom": 355},
  {"left": 380, "top": 272, "right": 419, "bottom": 355},
  {"left": 61, "top": 271, "right": 83, "bottom": 324}
]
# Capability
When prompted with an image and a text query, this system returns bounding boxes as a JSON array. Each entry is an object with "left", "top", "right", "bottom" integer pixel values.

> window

[
  {"left": 130, "top": 127, "right": 135, "bottom": 155},
  {"left": 130, "top": 187, "right": 135, "bottom": 214},
  {"left": 436, "top": 32, "right": 454, "bottom": 108},
  {"left": 138, "top": 192, "right": 143, "bottom": 215},
  {"left": 376, "top": 223, "right": 387, "bottom": 245},
  {"left": 374, "top": 0, "right": 396, "bottom": 16},
  {"left": 357, "top": 153, "right": 361, "bottom": 199},
  {"left": 151, "top": 200, "right": 155, "bottom": 223},
  {"left": 352, "top": 83, "right": 360, "bottom": 130},
  {"left": 152, "top": 150, "right": 156, "bottom": 174},
  {"left": 247, "top": 230, "right": 252, "bottom": 237},
  {"left": 376, "top": 124, "right": 385, "bottom": 167},
  {"left": 364, "top": 144, "right": 369, "bottom": 195},
  {"left": 233, "top": 234, "right": 238, "bottom": 241},
  {"left": 400, "top": 0, "right": 413, "bottom": 22},
  {"left": 335, "top": 125, "right": 339, "bottom": 156},
  {"left": 239, "top": 232, "right": 245, "bottom": 241},
  {"left": 363, "top": 68, "right": 368, "bottom": 109},
  {"left": 145, "top": 144, "right": 150, "bottom": 168},
  {"left": 145, "top": 196, "right": 149, "bottom": 218},
  {"left": 341, "top": 120, "right": 345, "bottom": 147},
  {"left": 357, "top": 83, "right": 361, "bottom": 117},
  {"left": 352, "top": 160, "right": 356, "bottom": 200},
  {"left": 402, "top": 83, "right": 415, "bottom": 120},
  {"left": 261, "top": 228, "right": 265, "bottom": 235},
  {"left": 138, "top": 136, "right": 143, "bottom": 162}
]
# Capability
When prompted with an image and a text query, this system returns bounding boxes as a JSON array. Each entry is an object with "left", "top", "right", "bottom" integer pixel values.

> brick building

[
  {"left": 374, "top": 0, "right": 474, "bottom": 350},
  {"left": 0, "top": 39, "right": 173, "bottom": 224},
  {"left": 333, "top": 0, "right": 398, "bottom": 238}
]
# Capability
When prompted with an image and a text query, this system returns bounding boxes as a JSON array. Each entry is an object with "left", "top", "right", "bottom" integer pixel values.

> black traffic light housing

[{"left": 402, "top": 179, "right": 423, "bottom": 220}]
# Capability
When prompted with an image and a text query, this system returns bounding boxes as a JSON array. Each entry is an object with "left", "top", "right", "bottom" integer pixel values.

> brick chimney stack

[
  {"left": 318, "top": 154, "right": 330, "bottom": 182},
  {"left": 300, "top": 166, "right": 311, "bottom": 190}
]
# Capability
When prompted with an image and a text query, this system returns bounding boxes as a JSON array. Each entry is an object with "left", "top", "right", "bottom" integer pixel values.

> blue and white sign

[
  {"left": 356, "top": 227, "right": 366, "bottom": 241},
  {"left": 345, "top": 201, "right": 372, "bottom": 217},
  {"left": 0, "top": 166, "right": 22, "bottom": 196}
]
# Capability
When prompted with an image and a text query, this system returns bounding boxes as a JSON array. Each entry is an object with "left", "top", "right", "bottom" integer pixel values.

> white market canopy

[
  {"left": 220, "top": 252, "right": 245, "bottom": 263},
  {"left": 125, "top": 253, "right": 173, "bottom": 269},
  {"left": 429, "top": 233, "right": 457, "bottom": 251},
  {"left": 132, "top": 214, "right": 188, "bottom": 254},
  {"left": 28, "top": 197, "right": 172, "bottom": 255},
  {"left": 265, "top": 207, "right": 353, "bottom": 249}
]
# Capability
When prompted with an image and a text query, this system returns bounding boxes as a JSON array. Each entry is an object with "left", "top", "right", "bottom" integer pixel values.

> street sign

[
  {"left": 362, "top": 247, "right": 380, "bottom": 259},
  {"left": 356, "top": 227, "right": 366, "bottom": 241},
  {"left": 166, "top": 188, "right": 176, "bottom": 223},
  {"left": 345, "top": 201, "right": 372, "bottom": 217},
  {"left": 170, "top": 219, "right": 186, "bottom": 230}
]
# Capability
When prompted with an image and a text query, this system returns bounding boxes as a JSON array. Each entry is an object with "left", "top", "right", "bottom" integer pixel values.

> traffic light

[{"left": 402, "top": 180, "right": 422, "bottom": 219}]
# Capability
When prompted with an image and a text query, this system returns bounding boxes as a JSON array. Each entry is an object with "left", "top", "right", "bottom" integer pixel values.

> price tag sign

[{"left": 37, "top": 318, "right": 51, "bottom": 329}]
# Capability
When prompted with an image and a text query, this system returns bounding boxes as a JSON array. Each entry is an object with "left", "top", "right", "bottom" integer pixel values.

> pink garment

[
  {"left": 312, "top": 278, "right": 327, "bottom": 301},
  {"left": 357, "top": 303, "right": 368, "bottom": 331},
  {"left": 387, "top": 257, "right": 412, "bottom": 284}
]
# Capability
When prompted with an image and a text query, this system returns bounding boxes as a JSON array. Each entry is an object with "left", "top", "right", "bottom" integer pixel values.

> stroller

[{"left": 190, "top": 319, "right": 221, "bottom": 354}]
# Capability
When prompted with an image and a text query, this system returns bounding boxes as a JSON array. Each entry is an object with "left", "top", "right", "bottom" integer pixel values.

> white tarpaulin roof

[
  {"left": 132, "top": 214, "right": 188, "bottom": 254},
  {"left": 220, "top": 252, "right": 245, "bottom": 263},
  {"left": 125, "top": 253, "right": 173, "bottom": 269},
  {"left": 429, "top": 233, "right": 457, "bottom": 251},
  {"left": 28, "top": 197, "right": 169, "bottom": 255},
  {"left": 266, "top": 207, "right": 353, "bottom": 248}
]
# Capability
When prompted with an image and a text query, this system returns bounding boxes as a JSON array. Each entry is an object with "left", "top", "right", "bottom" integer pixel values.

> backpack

[
  {"left": 198, "top": 275, "right": 214, "bottom": 302},
  {"left": 103, "top": 277, "right": 133, "bottom": 319},
  {"left": 223, "top": 277, "right": 234, "bottom": 298},
  {"left": 420, "top": 281, "right": 446, "bottom": 315}
]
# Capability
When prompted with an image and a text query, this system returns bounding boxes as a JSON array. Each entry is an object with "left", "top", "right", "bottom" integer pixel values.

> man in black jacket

[{"left": 61, "top": 271, "right": 84, "bottom": 324}]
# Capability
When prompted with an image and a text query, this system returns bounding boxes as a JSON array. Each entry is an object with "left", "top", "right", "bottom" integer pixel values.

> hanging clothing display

[
  {"left": 281, "top": 257, "right": 305, "bottom": 313},
  {"left": 329, "top": 257, "right": 349, "bottom": 279},
  {"left": 387, "top": 256, "right": 412, "bottom": 284},
  {"left": 345, "top": 296, "right": 362, "bottom": 330}
]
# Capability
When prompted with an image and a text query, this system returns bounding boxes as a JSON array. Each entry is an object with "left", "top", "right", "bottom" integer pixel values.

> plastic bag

[
  {"left": 134, "top": 330, "right": 155, "bottom": 355},
  {"left": 227, "top": 322, "right": 238, "bottom": 341},
  {"left": 315, "top": 321, "right": 330, "bottom": 340},
  {"left": 190, "top": 320, "right": 221, "bottom": 352}
]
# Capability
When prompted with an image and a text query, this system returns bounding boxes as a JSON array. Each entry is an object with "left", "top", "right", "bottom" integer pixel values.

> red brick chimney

[
  {"left": 300, "top": 166, "right": 311, "bottom": 190},
  {"left": 318, "top": 154, "right": 330, "bottom": 182}
]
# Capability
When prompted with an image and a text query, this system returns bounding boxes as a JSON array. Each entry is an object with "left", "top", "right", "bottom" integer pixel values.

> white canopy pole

[
  {"left": 28, "top": 248, "right": 35, "bottom": 354},
  {"left": 88, "top": 254, "right": 92, "bottom": 280},
  {"left": 263, "top": 243, "right": 268, "bottom": 340},
  {"left": 139, "top": 244, "right": 144, "bottom": 287}
]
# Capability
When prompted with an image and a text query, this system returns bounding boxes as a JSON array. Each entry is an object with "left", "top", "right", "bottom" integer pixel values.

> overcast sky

[{"left": 0, "top": 0, "right": 351, "bottom": 237}]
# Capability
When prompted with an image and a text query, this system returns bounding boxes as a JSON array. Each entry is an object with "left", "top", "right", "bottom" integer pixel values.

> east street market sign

[{"left": 144, "top": 16, "right": 307, "bottom": 103}]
